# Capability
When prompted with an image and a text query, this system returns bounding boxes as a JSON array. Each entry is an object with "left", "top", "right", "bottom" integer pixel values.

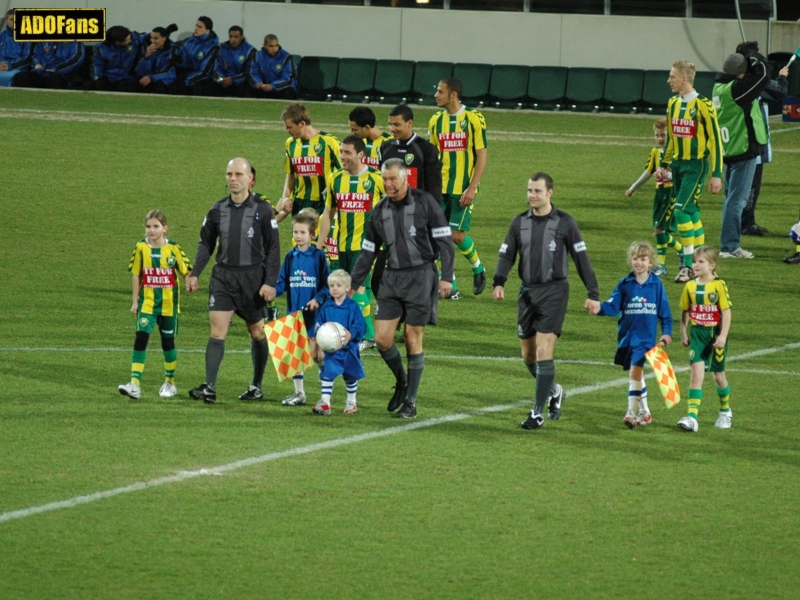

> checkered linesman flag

[
  {"left": 645, "top": 345, "right": 681, "bottom": 408},
  {"left": 264, "top": 311, "right": 314, "bottom": 382}
]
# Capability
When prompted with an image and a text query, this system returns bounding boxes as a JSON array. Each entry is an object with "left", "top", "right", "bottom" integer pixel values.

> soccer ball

[
  {"left": 790, "top": 222, "right": 800, "bottom": 245},
  {"left": 316, "top": 322, "right": 347, "bottom": 352}
]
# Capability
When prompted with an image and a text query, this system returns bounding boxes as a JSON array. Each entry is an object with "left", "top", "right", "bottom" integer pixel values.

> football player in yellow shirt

[
  {"left": 429, "top": 78, "right": 488, "bottom": 298},
  {"left": 657, "top": 61, "right": 723, "bottom": 284}
]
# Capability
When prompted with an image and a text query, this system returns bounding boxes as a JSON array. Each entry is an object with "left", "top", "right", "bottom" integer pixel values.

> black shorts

[
  {"left": 375, "top": 266, "right": 438, "bottom": 327},
  {"left": 517, "top": 280, "right": 569, "bottom": 339},
  {"left": 208, "top": 264, "right": 266, "bottom": 324}
]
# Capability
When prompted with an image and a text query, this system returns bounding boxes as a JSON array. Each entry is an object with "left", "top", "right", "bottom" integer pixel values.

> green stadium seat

[
  {"left": 489, "top": 64, "right": 530, "bottom": 109},
  {"left": 453, "top": 63, "right": 492, "bottom": 107},
  {"left": 335, "top": 58, "right": 377, "bottom": 103},
  {"left": 298, "top": 56, "right": 339, "bottom": 101},
  {"left": 642, "top": 70, "right": 672, "bottom": 113},
  {"left": 292, "top": 54, "right": 302, "bottom": 68},
  {"left": 373, "top": 60, "right": 415, "bottom": 104},
  {"left": 694, "top": 71, "right": 718, "bottom": 98},
  {"left": 565, "top": 67, "right": 606, "bottom": 112},
  {"left": 604, "top": 69, "right": 645, "bottom": 113},
  {"left": 412, "top": 61, "right": 453, "bottom": 105},
  {"left": 527, "top": 66, "right": 568, "bottom": 110}
]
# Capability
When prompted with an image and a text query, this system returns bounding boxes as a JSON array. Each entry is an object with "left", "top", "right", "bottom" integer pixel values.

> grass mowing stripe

[
  {"left": 2, "top": 340, "right": 798, "bottom": 525},
  {"left": 5, "top": 109, "right": 797, "bottom": 151},
  {"left": 0, "top": 107, "right": 652, "bottom": 139}
]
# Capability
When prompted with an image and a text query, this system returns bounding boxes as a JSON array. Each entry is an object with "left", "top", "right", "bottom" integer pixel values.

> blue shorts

[
  {"left": 320, "top": 345, "right": 365, "bottom": 381},
  {"left": 613, "top": 345, "right": 648, "bottom": 371}
]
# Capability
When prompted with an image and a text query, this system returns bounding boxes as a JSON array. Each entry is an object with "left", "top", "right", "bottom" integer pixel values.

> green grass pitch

[{"left": 1, "top": 89, "right": 799, "bottom": 599}]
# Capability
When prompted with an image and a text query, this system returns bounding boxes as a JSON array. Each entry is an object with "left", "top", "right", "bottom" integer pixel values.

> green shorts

[
  {"left": 291, "top": 197, "right": 325, "bottom": 218},
  {"left": 653, "top": 186, "right": 676, "bottom": 231},
  {"left": 339, "top": 250, "right": 371, "bottom": 289},
  {"left": 440, "top": 193, "right": 473, "bottom": 232},
  {"left": 135, "top": 312, "right": 177, "bottom": 338},
  {"left": 670, "top": 159, "right": 708, "bottom": 216},
  {"left": 688, "top": 326, "right": 726, "bottom": 372}
]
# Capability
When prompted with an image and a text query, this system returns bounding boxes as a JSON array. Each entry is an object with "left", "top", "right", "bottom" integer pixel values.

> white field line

[
  {"left": 2, "top": 344, "right": 800, "bottom": 373},
  {"left": 0, "top": 345, "right": 609, "bottom": 366},
  {"left": 1, "top": 341, "right": 798, "bottom": 524}
]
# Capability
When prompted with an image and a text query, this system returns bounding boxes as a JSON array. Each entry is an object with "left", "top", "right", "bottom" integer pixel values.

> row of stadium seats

[{"left": 295, "top": 57, "right": 720, "bottom": 113}]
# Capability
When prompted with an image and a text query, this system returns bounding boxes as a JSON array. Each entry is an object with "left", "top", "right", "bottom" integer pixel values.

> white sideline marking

[
  {"left": 1, "top": 342, "right": 798, "bottom": 524},
  {"left": 2, "top": 345, "right": 800, "bottom": 373},
  {"left": 0, "top": 346, "right": 620, "bottom": 368}
]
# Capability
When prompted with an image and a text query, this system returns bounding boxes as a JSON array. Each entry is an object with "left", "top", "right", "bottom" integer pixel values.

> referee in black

[
  {"left": 350, "top": 158, "right": 454, "bottom": 419},
  {"left": 493, "top": 172, "right": 600, "bottom": 429},
  {"left": 186, "top": 157, "right": 281, "bottom": 403}
]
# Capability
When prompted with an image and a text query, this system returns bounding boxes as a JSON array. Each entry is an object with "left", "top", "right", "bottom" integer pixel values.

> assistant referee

[
  {"left": 186, "top": 157, "right": 281, "bottom": 403},
  {"left": 493, "top": 172, "right": 600, "bottom": 430}
]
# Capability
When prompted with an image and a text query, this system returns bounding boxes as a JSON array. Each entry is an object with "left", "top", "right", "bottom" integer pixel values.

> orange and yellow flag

[
  {"left": 645, "top": 345, "right": 681, "bottom": 408},
  {"left": 264, "top": 311, "right": 314, "bottom": 382}
]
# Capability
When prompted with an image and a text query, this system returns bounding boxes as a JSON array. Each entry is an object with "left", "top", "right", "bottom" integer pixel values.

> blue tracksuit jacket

[
  {"left": 135, "top": 38, "right": 177, "bottom": 85},
  {"left": 177, "top": 30, "right": 219, "bottom": 85},
  {"left": 0, "top": 25, "right": 32, "bottom": 69},
  {"left": 215, "top": 39, "right": 255, "bottom": 86},
  {"left": 249, "top": 46, "right": 297, "bottom": 92},
  {"left": 597, "top": 272, "right": 673, "bottom": 367},
  {"left": 32, "top": 42, "right": 84, "bottom": 75},
  {"left": 91, "top": 32, "right": 147, "bottom": 82}
]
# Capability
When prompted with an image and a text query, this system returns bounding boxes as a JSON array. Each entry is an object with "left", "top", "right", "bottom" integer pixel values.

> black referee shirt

[
  {"left": 192, "top": 193, "right": 281, "bottom": 287},
  {"left": 350, "top": 187, "right": 454, "bottom": 290},
  {"left": 493, "top": 205, "right": 599, "bottom": 300}
]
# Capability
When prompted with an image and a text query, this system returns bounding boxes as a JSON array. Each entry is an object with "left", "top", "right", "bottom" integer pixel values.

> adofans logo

[{"left": 14, "top": 8, "right": 106, "bottom": 42}]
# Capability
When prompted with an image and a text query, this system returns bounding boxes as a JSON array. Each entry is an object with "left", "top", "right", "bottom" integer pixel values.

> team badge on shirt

[
  {"left": 167, "top": 256, "right": 176, "bottom": 268},
  {"left": 459, "top": 119, "right": 467, "bottom": 130},
  {"left": 276, "top": 64, "right": 282, "bottom": 72},
  {"left": 238, "top": 55, "right": 245, "bottom": 63},
  {"left": 197, "top": 51, "right": 204, "bottom": 59},
  {"left": 314, "top": 143, "right": 321, "bottom": 153},
  {"left": 405, "top": 154, "right": 414, "bottom": 165},
  {"left": 363, "top": 179, "right": 372, "bottom": 191},
  {"left": 247, "top": 227, "right": 254, "bottom": 238},
  {"left": 708, "top": 292, "right": 718, "bottom": 304}
]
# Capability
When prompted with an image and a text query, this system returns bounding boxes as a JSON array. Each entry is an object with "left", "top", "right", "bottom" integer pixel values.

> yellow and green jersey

[
  {"left": 663, "top": 94, "right": 723, "bottom": 178},
  {"left": 680, "top": 277, "right": 731, "bottom": 328},
  {"left": 645, "top": 146, "right": 672, "bottom": 189},
  {"left": 363, "top": 132, "right": 393, "bottom": 169},
  {"left": 284, "top": 131, "right": 341, "bottom": 202},
  {"left": 428, "top": 105, "right": 487, "bottom": 196},
  {"left": 128, "top": 239, "right": 192, "bottom": 317},
  {"left": 326, "top": 166, "right": 385, "bottom": 252}
]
